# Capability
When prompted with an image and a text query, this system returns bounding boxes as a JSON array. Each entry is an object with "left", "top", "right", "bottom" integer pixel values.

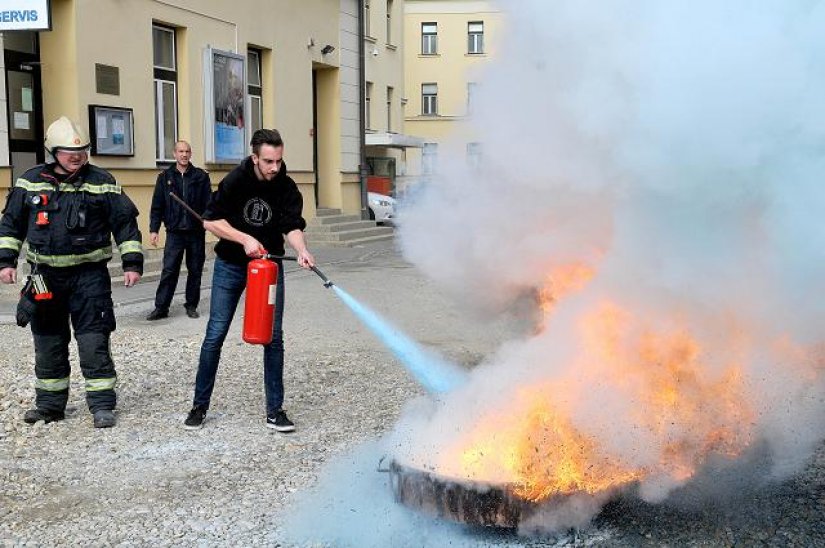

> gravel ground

[{"left": 1, "top": 241, "right": 823, "bottom": 546}]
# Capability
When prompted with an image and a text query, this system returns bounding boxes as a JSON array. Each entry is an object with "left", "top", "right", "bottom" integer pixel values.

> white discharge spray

[{"left": 394, "top": 0, "right": 825, "bottom": 533}]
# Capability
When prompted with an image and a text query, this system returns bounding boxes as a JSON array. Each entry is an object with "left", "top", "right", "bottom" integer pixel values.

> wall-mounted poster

[
  {"left": 88, "top": 105, "right": 134, "bottom": 156},
  {"left": 203, "top": 47, "right": 246, "bottom": 163}
]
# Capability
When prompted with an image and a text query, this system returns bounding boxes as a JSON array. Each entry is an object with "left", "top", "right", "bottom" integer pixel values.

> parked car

[{"left": 368, "top": 192, "right": 396, "bottom": 225}]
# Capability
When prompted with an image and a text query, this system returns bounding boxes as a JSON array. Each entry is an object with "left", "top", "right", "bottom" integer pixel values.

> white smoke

[{"left": 395, "top": 0, "right": 825, "bottom": 533}]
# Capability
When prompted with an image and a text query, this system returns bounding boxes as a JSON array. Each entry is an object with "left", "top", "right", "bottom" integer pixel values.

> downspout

[{"left": 358, "top": 0, "right": 369, "bottom": 220}]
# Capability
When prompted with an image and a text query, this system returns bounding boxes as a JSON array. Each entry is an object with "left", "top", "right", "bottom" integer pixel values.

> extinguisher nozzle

[{"left": 310, "top": 266, "right": 334, "bottom": 288}]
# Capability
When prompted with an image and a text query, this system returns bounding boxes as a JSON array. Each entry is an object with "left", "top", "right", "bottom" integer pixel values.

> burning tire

[{"left": 389, "top": 460, "right": 535, "bottom": 528}]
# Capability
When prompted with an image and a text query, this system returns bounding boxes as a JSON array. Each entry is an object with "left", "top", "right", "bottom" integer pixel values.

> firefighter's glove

[{"left": 16, "top": 290, "right": 36, "bottom": 328}]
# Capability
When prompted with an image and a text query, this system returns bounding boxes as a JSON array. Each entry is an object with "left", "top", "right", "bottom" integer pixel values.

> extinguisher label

[{"left": 268, "top": 284, "right": 277, "bottom": 305}]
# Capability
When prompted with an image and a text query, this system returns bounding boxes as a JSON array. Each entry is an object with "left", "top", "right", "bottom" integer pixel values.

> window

[
  {"left": 467, "top": 82, "right": 478, "bottom": 115},
  {"left": 422, "top": 143, "right": 438, "bottom": 176},
  {"left": 467, "top": 142, "right": 482, "bottom": 169},
  {"left": 365, "top": 0, "right": 371, "bottom": 38},
  {"left": 386, "top": 0, "right": 393, "bottom": 44},
  {"left": 468, "top": 21, "right": 484, "bottom": 54},
  {"left": 365, "top": 82, "right": 373, "bottom": 129},
  {"left": 153, "top": 24, "right": 177, "bottom": 161},
  {"left": 387, "top": 86, "right": 393, "bottom": 131},
  {"left": 421, "top": 22, "right": 437, "bottom": 55},
  {"left": 153, "top": 25, "right": 175, "bottom": 70},
  {"left": 248, "top": 49, "right": 263, "bottom": 134},
  {"left": 421, "top": 83, "right": 437, "bottom": 115}
]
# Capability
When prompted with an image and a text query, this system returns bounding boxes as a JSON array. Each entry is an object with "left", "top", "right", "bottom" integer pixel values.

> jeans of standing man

[
  {"left": 193, "top": 256, "right": 286, "bottom": 413},
  {"left": 154, "top": 231, "right": 206, "bottom": 311}
]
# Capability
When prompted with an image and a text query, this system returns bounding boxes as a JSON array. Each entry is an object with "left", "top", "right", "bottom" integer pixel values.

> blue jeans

[{"left": 193, "top": 257, "right": 285, "bottom": 414}]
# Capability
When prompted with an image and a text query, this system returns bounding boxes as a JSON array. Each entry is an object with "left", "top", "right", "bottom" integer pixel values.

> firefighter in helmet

[{"left": 0, "top": 116, "right": 144, "bottom": 428}]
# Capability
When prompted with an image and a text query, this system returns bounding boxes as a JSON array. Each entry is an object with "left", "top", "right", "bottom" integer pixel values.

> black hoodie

[{"left": 203, "top": 156, "right": 306, "bottom": 264}]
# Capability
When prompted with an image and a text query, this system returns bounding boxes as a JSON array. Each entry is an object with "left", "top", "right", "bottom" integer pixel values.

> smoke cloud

[{"left": 394, "top": 0, "right": 825, "bottom": 533}]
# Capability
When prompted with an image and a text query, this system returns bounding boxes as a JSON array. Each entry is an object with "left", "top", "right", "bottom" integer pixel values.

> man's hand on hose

[
  {"left": 296, "top": 249, "right": 315, "bottom": 269},
  {"left": 0, "top": 267, "right": 17, "bottom": 284}
]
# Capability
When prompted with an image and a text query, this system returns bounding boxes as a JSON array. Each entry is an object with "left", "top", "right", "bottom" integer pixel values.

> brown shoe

[{"left": 185, "top": 306, "right": 199, "bottom": 319}]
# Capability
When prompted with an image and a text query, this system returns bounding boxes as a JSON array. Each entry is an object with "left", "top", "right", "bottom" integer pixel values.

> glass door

[{"left": 4, "top": 31, "right": 44, "bottom": 181}]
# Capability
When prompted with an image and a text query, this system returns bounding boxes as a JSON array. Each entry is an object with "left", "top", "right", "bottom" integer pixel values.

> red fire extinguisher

[{"left": 243, "top": 257, "right": 279, "bottom": 345}]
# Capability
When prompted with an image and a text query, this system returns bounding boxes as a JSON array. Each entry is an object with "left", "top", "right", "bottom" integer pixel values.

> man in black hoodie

[
  {"left": 183, "top": 129, "right": 315, "bottom": 432},
  {"left": 147, "top": 140, "right": 211, "bottom": 320}
]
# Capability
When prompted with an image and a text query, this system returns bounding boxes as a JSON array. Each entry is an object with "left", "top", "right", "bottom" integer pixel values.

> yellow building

[
  {"left": 0, "top": 0, "right": 383, "bottom": 242},
  {"left": 403, "top": 0, "right": 503, "bottom": 181},
  {"left": 363, "top": 0, "right": 423, "bottom": 196}
]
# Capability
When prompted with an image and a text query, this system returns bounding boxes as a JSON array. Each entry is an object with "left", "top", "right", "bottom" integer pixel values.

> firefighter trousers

[{"left": 29, "top": 262, "right": 118, "bottom": 414}]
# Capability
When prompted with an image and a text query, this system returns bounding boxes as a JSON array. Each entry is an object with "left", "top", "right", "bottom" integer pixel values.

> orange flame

[{"left": 438, "top": 300, "right": 758, "bottom": 502}]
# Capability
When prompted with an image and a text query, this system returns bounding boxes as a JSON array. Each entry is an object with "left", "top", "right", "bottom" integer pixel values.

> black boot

[
  {"left": 93, "top": 410, "right": 116, "bottom": 428},
  {"left": 23, "top": 408, "right": 65, "bottom": 424}
]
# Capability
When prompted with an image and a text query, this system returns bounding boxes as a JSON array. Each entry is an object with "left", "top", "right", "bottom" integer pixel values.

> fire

[{"left": 437, "top": 300, "right": 757, "bottom": 503}]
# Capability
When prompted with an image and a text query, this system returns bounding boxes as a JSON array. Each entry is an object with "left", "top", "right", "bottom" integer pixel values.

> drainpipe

[{"left": 358, "top": 0, "right": 369, "bottom": 220}]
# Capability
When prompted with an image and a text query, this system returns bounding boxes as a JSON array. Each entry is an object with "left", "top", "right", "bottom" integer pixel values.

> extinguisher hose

[{"left": 263, "top": 253, "right": 334, "bottom": 288}]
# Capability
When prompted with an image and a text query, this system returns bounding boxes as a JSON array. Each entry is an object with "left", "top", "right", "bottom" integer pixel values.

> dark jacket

[
  {"left": 0, "top": 163, "right": 143, "bottom": 273},
  {"left": 149, "top": 163, "right": 211, "bottom": 233},
  {"left": 203, "top": 157, "right": 306, "bottom": 264}
]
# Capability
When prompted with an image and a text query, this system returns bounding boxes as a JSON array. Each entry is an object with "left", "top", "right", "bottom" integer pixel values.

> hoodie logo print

[{"left": 243, "top": 198, "right": 272, "bottom": 227}]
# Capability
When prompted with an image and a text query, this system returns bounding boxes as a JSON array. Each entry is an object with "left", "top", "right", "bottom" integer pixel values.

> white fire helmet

[{"left": 44, "top": 116, "right": 90, "bottom": 154}]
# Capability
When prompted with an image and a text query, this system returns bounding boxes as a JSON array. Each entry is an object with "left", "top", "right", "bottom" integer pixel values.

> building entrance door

[{"left": 4, "top": 31, "right": 44, "bottom": 182}]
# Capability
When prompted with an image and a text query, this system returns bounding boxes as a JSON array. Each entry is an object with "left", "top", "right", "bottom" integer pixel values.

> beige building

[
  {"left": 0, "top": 0, "right": 377, "bottom": 243},
  {"left": 403, "top": 0, "right": 503, "bottom": 181},
  {"left": 363, "top": 0, "right": 423, "bottom": 197}
]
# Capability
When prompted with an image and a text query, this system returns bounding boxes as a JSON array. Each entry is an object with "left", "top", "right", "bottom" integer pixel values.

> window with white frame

[
  {"left": 248, "top": 48, "right": 263, "bottom": 134},
  {"left": 387, "top": 86, "right": 393, "bottom": 131},
  {"left": 422, "top": 142, "right": 438, "bottom": 176},
  {"left": 386, "top": 0, "right": 393, "bottom": 44},
  {"left": 365, "top": 82, "right": 373, "bottom": 129},
  {"left": 153, "top": 24, "right": 177, "bottom": 162},
  {"left": 468, "top": 21, "right": 484, "bottom": 54},
  {"left": 421, "top": 22, "right": 437, "bottom": 55},
  {"left": 467, "top": 142, "right": 482, "bottom": 169},
  {"left": 421, "top": 83, "right": 437, "bottom": 115}
]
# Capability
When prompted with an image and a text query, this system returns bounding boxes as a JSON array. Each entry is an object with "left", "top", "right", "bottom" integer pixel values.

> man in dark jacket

[
  {"left": 147, "top": 140, "right": 211, "bottom": 320},
  {"left": 183, "top": 128, "right": 315, "bottom": 432},
  {"left": 0, "top": 116, "right": 143, "bottom": 428}
]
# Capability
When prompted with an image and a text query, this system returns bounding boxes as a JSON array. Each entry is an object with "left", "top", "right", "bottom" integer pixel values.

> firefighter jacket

[
  {"left": 0, "top": 163, "right": 144, "bottom": 273},
  {"left": 149, "top": 163, "right": 211, "bottom": 233}
]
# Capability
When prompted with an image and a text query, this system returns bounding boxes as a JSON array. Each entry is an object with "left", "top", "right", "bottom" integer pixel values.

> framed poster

[
  {"left": 203, "top": 47, "right": 247, "bottom": 163},
  {"left": 88, "top": 105, "right": 134, "bottom": 156}
]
